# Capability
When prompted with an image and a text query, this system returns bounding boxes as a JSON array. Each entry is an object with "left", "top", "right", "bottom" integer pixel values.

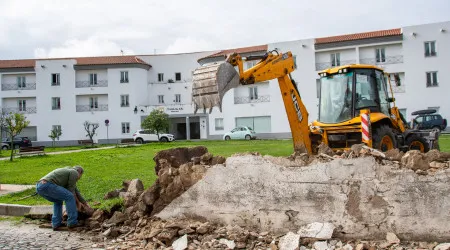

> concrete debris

[
  {"left": 386, "top": 232, "right": 400, "bottom": 245},
  {"left": 297, "top": 222, "right": 335, "bottom": 239},
  {"left": 31, "top": 145, "right": 450, "bottom": 249},
  {"left": 434, "top": 243, "right": 450, "bottom": 250},
  {"left": 278, "top": 232, "right": 300, "bottom": 250},
  {"left": 318, "top": 142, "right": 334, "bottom": 156},
  {"left": 219, "top": 238, "right": 236, "bottom": 249}
]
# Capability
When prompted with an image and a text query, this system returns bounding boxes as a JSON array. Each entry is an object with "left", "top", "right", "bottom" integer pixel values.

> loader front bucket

[{"left": 192, "top": 62, "right": 240, "bottom": 114}]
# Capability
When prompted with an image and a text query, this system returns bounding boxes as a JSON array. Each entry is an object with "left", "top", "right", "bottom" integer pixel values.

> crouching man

[{"left": 36, "top": 165, "right": 91, "bottom": 230}]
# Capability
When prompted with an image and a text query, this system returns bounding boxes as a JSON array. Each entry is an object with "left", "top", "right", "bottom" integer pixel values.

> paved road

[{"left": 0, "top": 221, "right": 100, "bottom": 249}]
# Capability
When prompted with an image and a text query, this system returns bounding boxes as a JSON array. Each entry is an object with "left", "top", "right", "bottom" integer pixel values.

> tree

[
  {"left": 141, "top": 109, "right": 169, "bottom": 139},
  {"left": 4, "top": 113, "right": 30, "bottom": 161},
  {"left": 0, "top": 108, "right": 7, "bottom": 156},
  {"left": 84, "top": 121, "right": 99, "bottom": 147},
  {"left": 48, "top": 126, "right": 62, "bottom": 147}
]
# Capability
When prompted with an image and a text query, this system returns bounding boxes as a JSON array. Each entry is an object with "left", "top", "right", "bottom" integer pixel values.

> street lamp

[{"left": 105, "top": 119, "right": 110, "bottom": 144}]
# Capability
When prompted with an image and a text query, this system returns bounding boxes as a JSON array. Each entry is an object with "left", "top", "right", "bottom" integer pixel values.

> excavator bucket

[{"left": 192, "top": 62, "right": 240, "bottom": 114}]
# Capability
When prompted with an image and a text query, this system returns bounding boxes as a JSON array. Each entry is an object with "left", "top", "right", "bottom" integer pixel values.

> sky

[{"left": 0, "top": 0, "right": 449, "bottom": 60}]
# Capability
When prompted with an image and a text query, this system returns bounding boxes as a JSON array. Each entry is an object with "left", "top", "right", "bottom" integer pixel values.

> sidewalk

[{"left": 0, "top": 184, "right": 34, "bottom": 196}]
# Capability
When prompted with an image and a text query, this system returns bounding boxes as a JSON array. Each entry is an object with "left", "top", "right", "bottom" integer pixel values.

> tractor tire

[
  {"left": 406, "top": 135, "right": 430, "bottom": 153},
  {"left": 372, "top": 125, "right": 397, "bottom": 152}
]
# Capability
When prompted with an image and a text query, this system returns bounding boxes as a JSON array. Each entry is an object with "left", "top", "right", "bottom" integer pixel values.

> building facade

[{"left": 0, "top": 21, "right": 448, "bottom": 145}]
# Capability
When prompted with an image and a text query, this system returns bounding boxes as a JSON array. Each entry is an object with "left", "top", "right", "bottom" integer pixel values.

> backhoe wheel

[
  {"left": 406, "top": 135, "right": 430, "bottom": 153},
  {"left": 372, "top": 125, "right": 396, "bottom": 152}
]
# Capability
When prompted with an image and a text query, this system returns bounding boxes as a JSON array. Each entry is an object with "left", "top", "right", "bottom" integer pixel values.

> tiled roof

[
  {"left": 198, "top": 45, "right": 268, "bottom": 62},
  {"left": 0, "top": 56, "right": 151, "bottom": 69},
  {"left": 315, "top": 28, "right": 402, "bottom": 44}
]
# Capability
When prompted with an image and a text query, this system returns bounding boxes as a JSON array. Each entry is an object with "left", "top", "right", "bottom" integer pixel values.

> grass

[
  {"left": 0, "top": 140, "right": 293, "bottom": 206},
  {"left": 0, "top": 137, "right": 448, "bottom": 206}
]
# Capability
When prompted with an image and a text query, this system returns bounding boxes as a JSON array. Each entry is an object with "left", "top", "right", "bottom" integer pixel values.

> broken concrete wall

[{"left": 157, "top": 155, "right": 450, "bottom": 241}]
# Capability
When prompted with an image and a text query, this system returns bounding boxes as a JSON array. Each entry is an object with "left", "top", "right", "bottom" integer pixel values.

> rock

[
  {"left": 153, "top": 146, "right": 208, "bottom": 173},
  {"left": 107, "top": 211, "right": 127, "bottom": 225},
  {"left": 278, "top": 232, "right": 300, "bottom": 250},
  {"left": 318, "top": 142, "right": 334, "bottom": 156},
  {"left": 297, "top": 222, "right": 335, "bottom": 239},
  {"left": 351, "top": 144, "right": 364, "bottom": 156},
  {"left": 103, "top": 228, "right": 119, "bottom": 238},
  {"left": 343, "top": 244, "right": 354, "bottom": 250},
  {"left": 122, "top": 192, "right": 138, "bottom": 207},
  {"left": 148, "top": 228, "right": 162, "bottom": 238},
  {"left": 166, "top": 221, "right": 185, "bottom": 229},
  {"left": 236, "top": 242, "right": 247, "bottom": 249},
  {"left": 211, "top": 155, "right": 226, "bottom": 165},
  {"left": 104, "top": 189, "right": 120, "bottom": 199},
  {"left": 178, "top": 228, "right": 195, "bottom": 235},
  {"left": 127, "top": 179, "right": 144, "bottom": 195},
  {"left": 219, "top": 238, "right": 236, "bottom": 249},
  {"left": 196, "top": 222, "right": 210, "bottom": 234},
  {"left": 430, "top": 161, "right": 447, "bottom": 169},
  {"left": 88, "top": 220, "right": 101, "bottom": 229},
  {"left": 91, "top": 209, "right": 106, "bottom": 222},
  {"left": 426, "top": 149, "right": 442, "bottom": 162},
  {"left": 386, "top": 232, "right": 400, "bottom": 244},
  {"left": 156, "top": 229, "right": 178, "bottom": 244},
  {"left": 434, "top": 243, "right": 450, "bottom": 250},
  {"left": 200, "top": 152, "right": 213, "bottom": 163},
  {"left": 401, "top": 150, "right": 429, "bottom": 171},
  {"left": 191, "top": 157, "right": 201, "bottom": 164},
  {"left": 385, "top": 149, "right": 404, "bottom": 161},
  {"left": 313, "top": 241, "right": 329, "bottom": 250},
  {"left": 140, "top": 181, "right": 161, "bottom": 206},
  {"left": 172, "top": 234, "right": 188, "bottom": 250}
]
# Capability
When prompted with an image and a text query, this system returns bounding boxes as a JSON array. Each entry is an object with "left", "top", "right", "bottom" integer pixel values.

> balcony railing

[
  {"left": 2, "top": 107, "right": 37, "bottom": 114},
  {"left": 1, "top": 83, "right": 36, "bottom": 91},
  {"left": 315, "top": 60, "right": 356, "bottom": 71},
  {"left": 76, "top": 105, "right": 108, "bottom": 112},
  {"left": 360, "top": 55, "right": 403, "bottom": 65},
  {"left": 234, "top": 95, "right": 270, "bottom": 104},
  {"left": 75, "top": 80, "right": 108, "bottom": 88}
]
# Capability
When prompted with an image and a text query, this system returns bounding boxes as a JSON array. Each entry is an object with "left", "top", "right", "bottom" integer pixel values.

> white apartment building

[{"left": 0, "top": 21, "right": 448, "bottom": 145}]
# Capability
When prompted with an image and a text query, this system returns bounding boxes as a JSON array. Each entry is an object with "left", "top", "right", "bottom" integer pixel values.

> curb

[{"left": 0, "top": 204, "right": 54, "bottom": 216}]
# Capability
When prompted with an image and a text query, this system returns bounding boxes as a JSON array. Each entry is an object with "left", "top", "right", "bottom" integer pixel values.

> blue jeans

[{"left": 36, "top": 181, "right": 78, "bottom": 228}]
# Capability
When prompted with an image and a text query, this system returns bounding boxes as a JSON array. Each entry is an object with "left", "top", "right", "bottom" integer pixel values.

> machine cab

[{"left": 317, "top": 65, "right": 392, "bottom": 124}]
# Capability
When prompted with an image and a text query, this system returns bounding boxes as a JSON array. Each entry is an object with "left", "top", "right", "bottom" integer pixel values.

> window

[
  {"left": 17, "top": 76, "right": 26, "bottom": 88},
  {"left": 393, "top": 73, "right": 401, "bottom": 86},
  {"left": 424, "top": 41, "right": 436, "bottom": 57},
  {"left": 215, "top": 118, "right": 224, "bottom": 130},
  {"left": 18, "top": 100, "right": 26, "bottom": 111},
  {"left": 175, "top": 94, "right": 181, "bottom": 103},
  {"left": 51, "top": 74, "right": 60, "bottom": 86},
  {"left": 52, "top": 125, "right": 62, "bottom": 132},
  {"left": 89, "top": 73, "right": 98, "bottom": 85},
  {"left": 120, "top": 71, "right": 129, "bottom": 83},
  {"left": 399, "top": 108, "right": 407, "bottom": 121},
  {"left": 236, "top": 116, "right": 271, "bottom": 133},
  {"left": 52, "top": 97, "right": 61, "bottom": 110},
  {"left": 375, "top": 48, "right": 386, "bottom": 63},
  {"left": 158, "top": 95, "right": 164, "bottom": 104},
  {"left": 158, "top": 73, "right": 164, "bottom": 82},
  {"left": 249, "top": 87, "right": 258, "bottom": 100},
  {"left": 175, "top": 72, "right": 181, "bottom": 81},
  {"left": 121, "top": 122, "right": 130, "bottom": 134},
  {"left": 89, "top": 97, "right": 99, "bottom": 109},
  {"left": 120, "top": 95, "right": 129, "bottom": 107},
  {"left": 426, "top": 72, "right": 438, "bottom": 87},
  {"left": 246, "top": 61, "right": 257, "bottom": 70},
  {"left": 331, "top": 53, "right": 340, "bottom": 67},
  {"left": 316, "top": 79, "right": 321, "bottom": 98}
]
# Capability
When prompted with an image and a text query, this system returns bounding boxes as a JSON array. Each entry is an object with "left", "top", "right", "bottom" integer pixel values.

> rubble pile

[{"left": 37, "top": 145, "right": 450, "bottom": 248}]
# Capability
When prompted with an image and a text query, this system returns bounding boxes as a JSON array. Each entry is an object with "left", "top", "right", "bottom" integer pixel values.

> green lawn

[
  {"left": 0, "top": 136, "right": 448, "bottom": 206},
  {"left": 0, "top": 140, "right": 293, "bottom": 205}
]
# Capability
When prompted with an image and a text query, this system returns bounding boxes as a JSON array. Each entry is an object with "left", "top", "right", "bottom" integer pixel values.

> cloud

[
  {"left": 164, "top": 37, "right": 216, "bottom": 54},
  {"left": 33, "top": 36, "right": 134, "bottom": 58}
]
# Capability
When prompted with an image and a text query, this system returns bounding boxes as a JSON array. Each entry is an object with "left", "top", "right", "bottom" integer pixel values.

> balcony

[
  {"left": 75, "top": 80, "right": 108, "bottom": 88},
  {"left": 360, "top": 55, "right": 403, "bottom": 65},
  {"left": 2, "top": 107, "right": 37, "bottom": 114},
  {"left": 234, "top": 95, "right": 270, "bottom": 104},
  {"left": 315, "top": 60, "right": 356, "bottom": 71},
  {"left": 76, "top": 105, "right": 108, "bottom": 112},
  {"left": 1, "top": 83, "right": 36, "bottom": 91}
]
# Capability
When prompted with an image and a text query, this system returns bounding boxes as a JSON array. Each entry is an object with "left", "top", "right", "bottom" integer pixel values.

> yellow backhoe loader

[{"left": 192, "top": 50, "right": 439, "bottom": 154}]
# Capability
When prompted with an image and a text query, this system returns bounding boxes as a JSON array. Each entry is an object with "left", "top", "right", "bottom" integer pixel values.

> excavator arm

[{"left": 192, "top": 50, "right": 312, "bottom": 154}]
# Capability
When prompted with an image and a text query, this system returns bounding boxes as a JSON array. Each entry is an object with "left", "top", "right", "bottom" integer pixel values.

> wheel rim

[
  {"left": 225, "top": 136, "right": 230, "bottom": 140},
  {"left": 245, "top": 135, "right": 251, "bottom": 140},
  {"left": 380, "top": 135, "right": 394, "bottom": 152},
  {"left": 410, "top": 141, "right": 425, "bottom": 152}
]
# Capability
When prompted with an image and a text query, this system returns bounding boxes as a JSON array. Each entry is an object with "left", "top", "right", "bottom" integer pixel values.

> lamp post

[{"left": 105, "top": 119, "right": 110, "bottom": 144}]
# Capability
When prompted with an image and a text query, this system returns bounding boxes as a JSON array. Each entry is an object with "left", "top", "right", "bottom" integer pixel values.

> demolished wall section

[{"left": 156, "top": 155, "right": 450, "bottom": 241}]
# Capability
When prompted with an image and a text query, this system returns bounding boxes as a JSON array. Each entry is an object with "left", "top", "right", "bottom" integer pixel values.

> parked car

[
  {"left": 1, "top": 137, "right": 32, "bottom": 149},
  {"left": 410, "top": 109, "right": 447, "bottom": 132},
  {"left": 223, "top": 126, "right": 257, "bottom": 140},
  {"left": 132, "top": 129, "right": 175, "bottom": 143}
]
